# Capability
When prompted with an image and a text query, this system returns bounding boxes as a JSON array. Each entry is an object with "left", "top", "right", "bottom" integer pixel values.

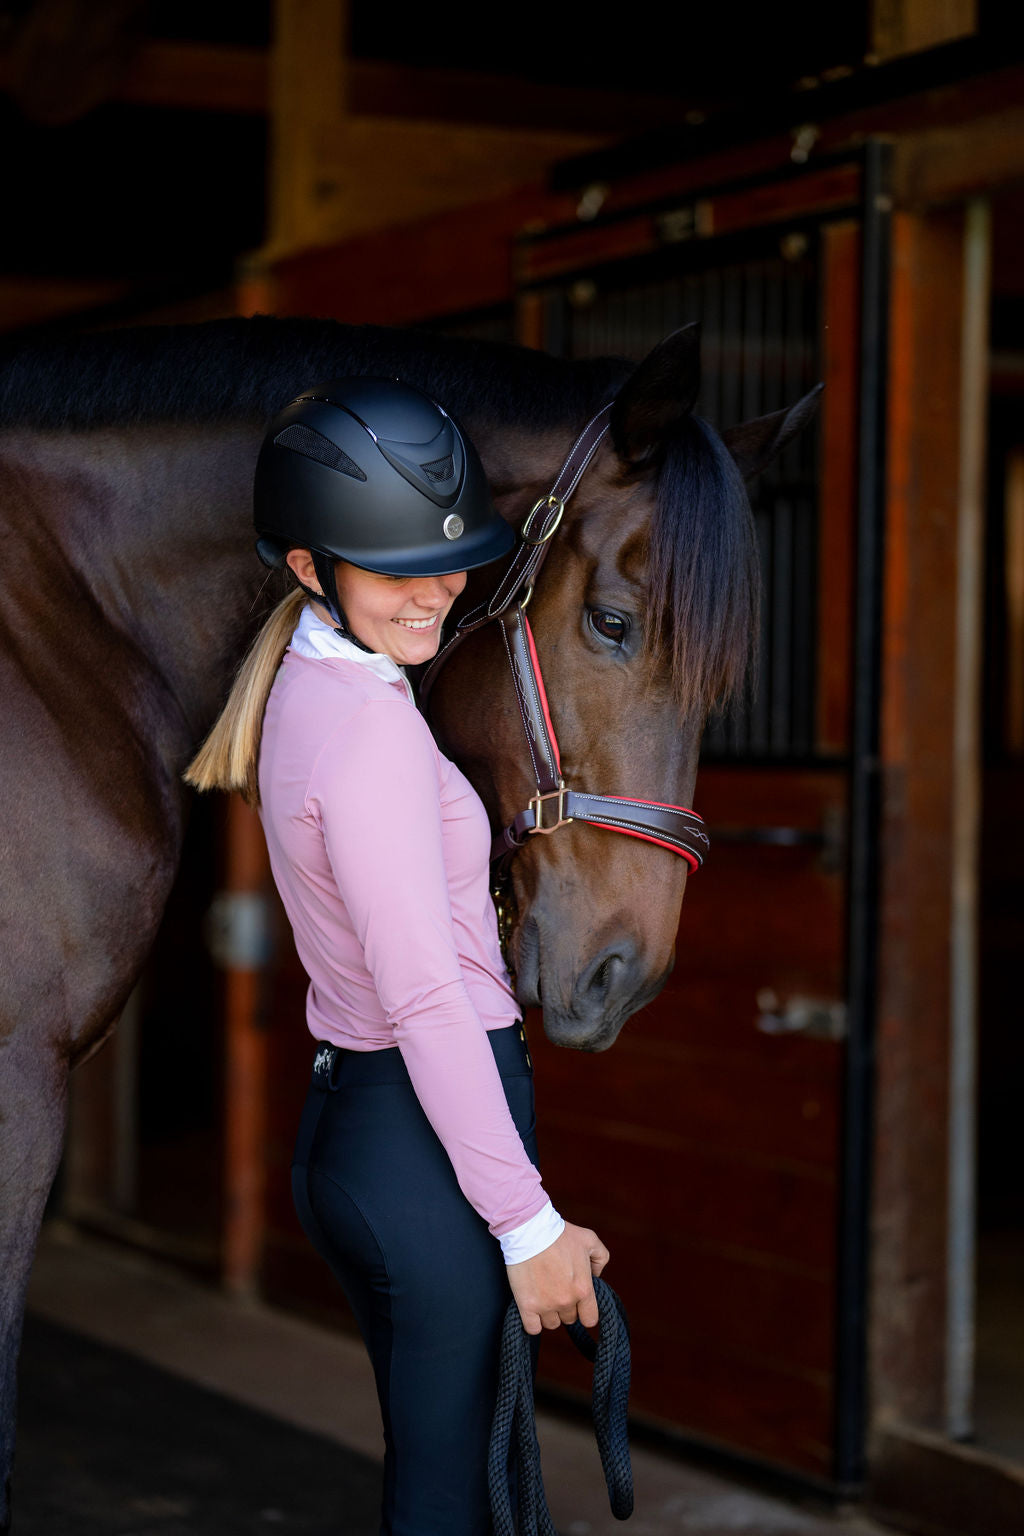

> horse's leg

[
  {"left": 0, "top": 715, "right": 185, "bottom": 1530},
  {"left": 0, "top": 940, "right": 175, "bottom": 1534},
  {"left": 0, "top": 1030, "right": 70, "bottom": 1534}
]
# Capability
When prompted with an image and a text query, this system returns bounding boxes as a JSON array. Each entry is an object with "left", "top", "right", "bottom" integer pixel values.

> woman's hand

[{"left": 505, "top": 1222, "right": 610, "bottom": 1335}]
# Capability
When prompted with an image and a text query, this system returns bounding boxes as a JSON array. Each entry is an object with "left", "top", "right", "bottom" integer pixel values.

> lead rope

[{"left": 489, "top": 1277, "right": 634, "bottom": 1534}]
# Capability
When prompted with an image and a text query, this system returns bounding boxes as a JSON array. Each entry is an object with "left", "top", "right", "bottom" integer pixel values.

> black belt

[{"left": 309, "top": 1021, "right": 531, "bottom": 1092}]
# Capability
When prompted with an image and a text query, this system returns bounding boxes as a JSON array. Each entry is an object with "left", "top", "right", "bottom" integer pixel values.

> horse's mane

[
  {"left": 0, "top": 313, "right": 757, "bottom": 712},
  {"left": 0, "top": 314, "right": 628, "bottom": 433}
]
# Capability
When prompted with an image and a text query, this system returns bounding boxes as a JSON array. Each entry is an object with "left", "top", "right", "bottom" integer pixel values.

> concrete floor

[{"left": 24, "top": 1223, "right": 897, "bottom": 1536}]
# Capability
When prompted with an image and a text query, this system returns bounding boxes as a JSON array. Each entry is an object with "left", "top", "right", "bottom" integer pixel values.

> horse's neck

[
  {"left": 1, "top": 409, "right": 586, "bottom": 754},
  {"left": 3, "top": 423, "right": 264, "bottom": 746},
  {"left": 470, "top": 422, "right": 576, "bottom": 517}
]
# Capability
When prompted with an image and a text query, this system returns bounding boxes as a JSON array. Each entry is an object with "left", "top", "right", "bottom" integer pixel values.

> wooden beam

[
  {"left": 270, "top": 184, "right": 573, "bottom": 325},
  {"left": 347, "top": 58, "right": 697, "bottom": 134},
  {"left": 0, "top": 35, "right": 697, "bottom": 134},
  {"left": 118, "top": 40, "right": 269, "bottom": 115},
  {"left": 0, "top": 0, "right": 148, "bottom": 125},
  {"left": 869, "top": 0, "right": 978, "bottom": 64},
  {"left": 0, "top": 275, "right": 131, "bottom": 332},
  {"left": 894, "top": 105, "right": 1024, "bottom": 207}
]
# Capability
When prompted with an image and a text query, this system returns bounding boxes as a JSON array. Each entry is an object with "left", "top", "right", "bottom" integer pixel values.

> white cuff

[{"left": 498, "top": 1201, "right": 565, "bottom": 1265}]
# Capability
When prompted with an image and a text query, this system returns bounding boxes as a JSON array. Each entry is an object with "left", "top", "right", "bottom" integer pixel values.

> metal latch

[
  {"left": 756, "top": 989, "right": 847, "bottom": 1041},
  {"left": 204, "top": 891, "right": 273, "bottom": 970}
]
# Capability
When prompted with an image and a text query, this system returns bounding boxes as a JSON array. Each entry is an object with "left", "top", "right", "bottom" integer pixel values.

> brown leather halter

[{"left": 419, "top": 404, "right": 710, "bottom": 878}]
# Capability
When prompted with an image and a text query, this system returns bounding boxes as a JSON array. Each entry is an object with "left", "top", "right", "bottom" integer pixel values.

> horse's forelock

[{"left": 648, "top": 414, "right": 759, "bottom": 718}]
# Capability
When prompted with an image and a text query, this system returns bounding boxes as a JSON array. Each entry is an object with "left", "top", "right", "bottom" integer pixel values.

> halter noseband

[{"left": 419, "top": 403, "right": 709, "bottom": 878}]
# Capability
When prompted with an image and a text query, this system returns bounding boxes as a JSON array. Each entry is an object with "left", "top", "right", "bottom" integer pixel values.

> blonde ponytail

[{"left": 184, "top": 588, "right": 306, "bottom": 807}]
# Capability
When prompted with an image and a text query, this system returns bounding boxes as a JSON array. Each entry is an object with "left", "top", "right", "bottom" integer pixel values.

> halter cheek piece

[{"left": 419, "top": 403, "right": 709, "bottom": 878}]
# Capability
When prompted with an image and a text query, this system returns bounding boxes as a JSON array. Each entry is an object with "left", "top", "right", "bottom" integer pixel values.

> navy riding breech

[{"left": 291, "top": 1022, "right": 537, "bottom": 1536}]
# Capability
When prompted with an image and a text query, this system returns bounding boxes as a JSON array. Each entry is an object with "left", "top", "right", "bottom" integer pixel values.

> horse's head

[{"left": 432, "top": 326, "right": 819, "bottom": 1050}]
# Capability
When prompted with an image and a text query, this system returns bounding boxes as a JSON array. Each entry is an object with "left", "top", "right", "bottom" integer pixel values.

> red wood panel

[
  {"left": 528, "top": 768, "right": 847, "bottom": 1478},
  {"left": 514, "top": 213, "right": 661, "bottom": 285}
]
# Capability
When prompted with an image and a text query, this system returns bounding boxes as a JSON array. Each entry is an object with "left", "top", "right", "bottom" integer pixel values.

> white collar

[{"left": 290, "top": 605, "right": 415, "bottom": 705}]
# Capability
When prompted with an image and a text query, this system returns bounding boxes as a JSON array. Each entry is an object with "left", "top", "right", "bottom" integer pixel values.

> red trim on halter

[
  {"left": 593, "top": 824, "right": 701, "bottom": 872},
  {"left": 522, "top": 612, "right": 562, "bottom": 777},
  {"left": 599, "top": 793, "right": 701, "bottom": 818}
]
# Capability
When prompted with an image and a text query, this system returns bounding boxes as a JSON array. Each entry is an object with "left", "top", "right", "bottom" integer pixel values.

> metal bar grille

[{"left": 557, "top": 244, "right": 821, "bottom": 762}]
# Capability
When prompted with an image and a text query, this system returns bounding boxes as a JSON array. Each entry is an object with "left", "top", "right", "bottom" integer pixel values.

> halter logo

[
  {"left": 513, "top": 652, "right": 541, "bottom": 745},
  {"left": 442, "top": 514, "right": 464, "bottom": 540}
]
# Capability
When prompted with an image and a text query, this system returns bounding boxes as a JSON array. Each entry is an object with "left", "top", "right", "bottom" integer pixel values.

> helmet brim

[{"left": 331, "top": 513, "right": 516, "bottom": 578}]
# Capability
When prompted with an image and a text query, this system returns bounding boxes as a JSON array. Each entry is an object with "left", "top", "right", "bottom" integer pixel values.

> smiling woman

[
  {"left": 183, "top": 374, "right": 610, "bottom": 1535},
  {"left": 284, "top": 550, "right": 468, "bottom": 666}
]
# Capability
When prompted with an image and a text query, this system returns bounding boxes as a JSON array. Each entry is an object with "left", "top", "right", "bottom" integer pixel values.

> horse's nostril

[
  {"left": 582, "top": 948, "right": 632, "bottom": 1003},
  {"left": 591, "top": 957, "right": 613, "bottom": 995}
]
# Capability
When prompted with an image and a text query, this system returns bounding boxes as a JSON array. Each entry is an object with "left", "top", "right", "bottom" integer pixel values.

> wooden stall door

[{"left": 522, "top": 212, "right": 861, "bottom": 1484}]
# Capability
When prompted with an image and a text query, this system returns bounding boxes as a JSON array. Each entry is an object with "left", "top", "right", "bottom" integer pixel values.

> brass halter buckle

[
  {"left": 520, "top": 494, "right": 565, "bottom": 546},
  {"left": 528, "top": 782, "right": 574, "bottom": 835}
]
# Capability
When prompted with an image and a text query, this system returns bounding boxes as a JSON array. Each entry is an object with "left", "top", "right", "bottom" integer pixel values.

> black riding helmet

[{"left": 254, "top": 378, "right": 514, "bottom": 644}]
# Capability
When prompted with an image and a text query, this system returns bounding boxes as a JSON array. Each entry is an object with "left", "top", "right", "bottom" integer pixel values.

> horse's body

[{"left": 0, "top": 316, "right": 814, "bottom": 1527}]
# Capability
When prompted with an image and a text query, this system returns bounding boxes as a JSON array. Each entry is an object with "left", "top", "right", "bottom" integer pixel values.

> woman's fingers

[
  {"left": 577, "top": 1284, "right": 601, "bottom": 1333},
  {"left": 506, "top": 1222, "right": 610, "bottom": 1333},
  {"left": 590, "top": 1239, "right": 611, "bottom": 1276}
]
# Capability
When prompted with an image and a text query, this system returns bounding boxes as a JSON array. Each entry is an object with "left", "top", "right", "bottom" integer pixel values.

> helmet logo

[{"left": 442, "top": 514, "right": 465, "bottom": 540}]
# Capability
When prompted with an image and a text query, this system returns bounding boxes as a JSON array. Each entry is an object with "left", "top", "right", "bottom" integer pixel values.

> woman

[{"left": 186, "top": 377, "right": 609, "bottom": 1534}]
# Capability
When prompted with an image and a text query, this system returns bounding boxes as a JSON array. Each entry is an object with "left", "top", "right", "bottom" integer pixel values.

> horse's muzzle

[{"left": 549, "top": 941, "right": 669, "bottom": 1050}]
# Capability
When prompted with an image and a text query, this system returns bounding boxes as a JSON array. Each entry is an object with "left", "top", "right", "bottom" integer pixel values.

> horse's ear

[
  {"left": 721, "top": 383, "right": 824, "bottom": 483},
  {"left": 610, "top": 323, "right": 702, "bottom": 465}
]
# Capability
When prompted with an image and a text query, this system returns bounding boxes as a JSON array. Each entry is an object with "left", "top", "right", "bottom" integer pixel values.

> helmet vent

[
  {"left": 274, "top": 424, "right": 367, "bottom": 481},
  {"left": 422, "top": 453, "right": 455, "bottom": 483}
]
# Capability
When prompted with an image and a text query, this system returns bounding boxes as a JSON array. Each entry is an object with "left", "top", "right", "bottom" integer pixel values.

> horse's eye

[{"left": 589, "top": 609, "right": 629, "bottom": 645}]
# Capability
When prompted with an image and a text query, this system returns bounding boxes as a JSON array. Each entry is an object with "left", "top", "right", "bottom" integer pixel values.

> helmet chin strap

[{"left": 309, "top": 550, "right": 374, "bottom": 654}]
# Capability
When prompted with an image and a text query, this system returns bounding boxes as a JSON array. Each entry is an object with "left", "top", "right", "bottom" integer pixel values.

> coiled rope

[{"left": 488, "top": 1277, "right": 634, "bottom": 1534}]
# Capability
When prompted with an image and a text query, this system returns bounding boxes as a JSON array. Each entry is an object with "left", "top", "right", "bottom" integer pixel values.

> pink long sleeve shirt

[{"left": 258, "top": 607, "right": 561, "bottom": 1259}]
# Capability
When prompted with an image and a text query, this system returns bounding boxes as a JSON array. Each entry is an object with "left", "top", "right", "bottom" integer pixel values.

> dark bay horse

[{"left": 0, "top": 315, "right": 816, "bottom": 1526}]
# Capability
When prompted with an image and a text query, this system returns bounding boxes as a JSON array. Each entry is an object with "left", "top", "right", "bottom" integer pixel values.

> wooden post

[
  {"left": 1006, "top": 452, "right": 1024, "bottom": 756},
  {"left": 266, "top": 0, "right": 349, "bottom": 260},
  {"left": 869, "top": 0, "right": 977, "bottom": 63},
  {"left": 235, "top": 250, "right": 278, "bottom": 317},
  {"left": 870, "top": 208, "right": 966, "bottom": 1429}
]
